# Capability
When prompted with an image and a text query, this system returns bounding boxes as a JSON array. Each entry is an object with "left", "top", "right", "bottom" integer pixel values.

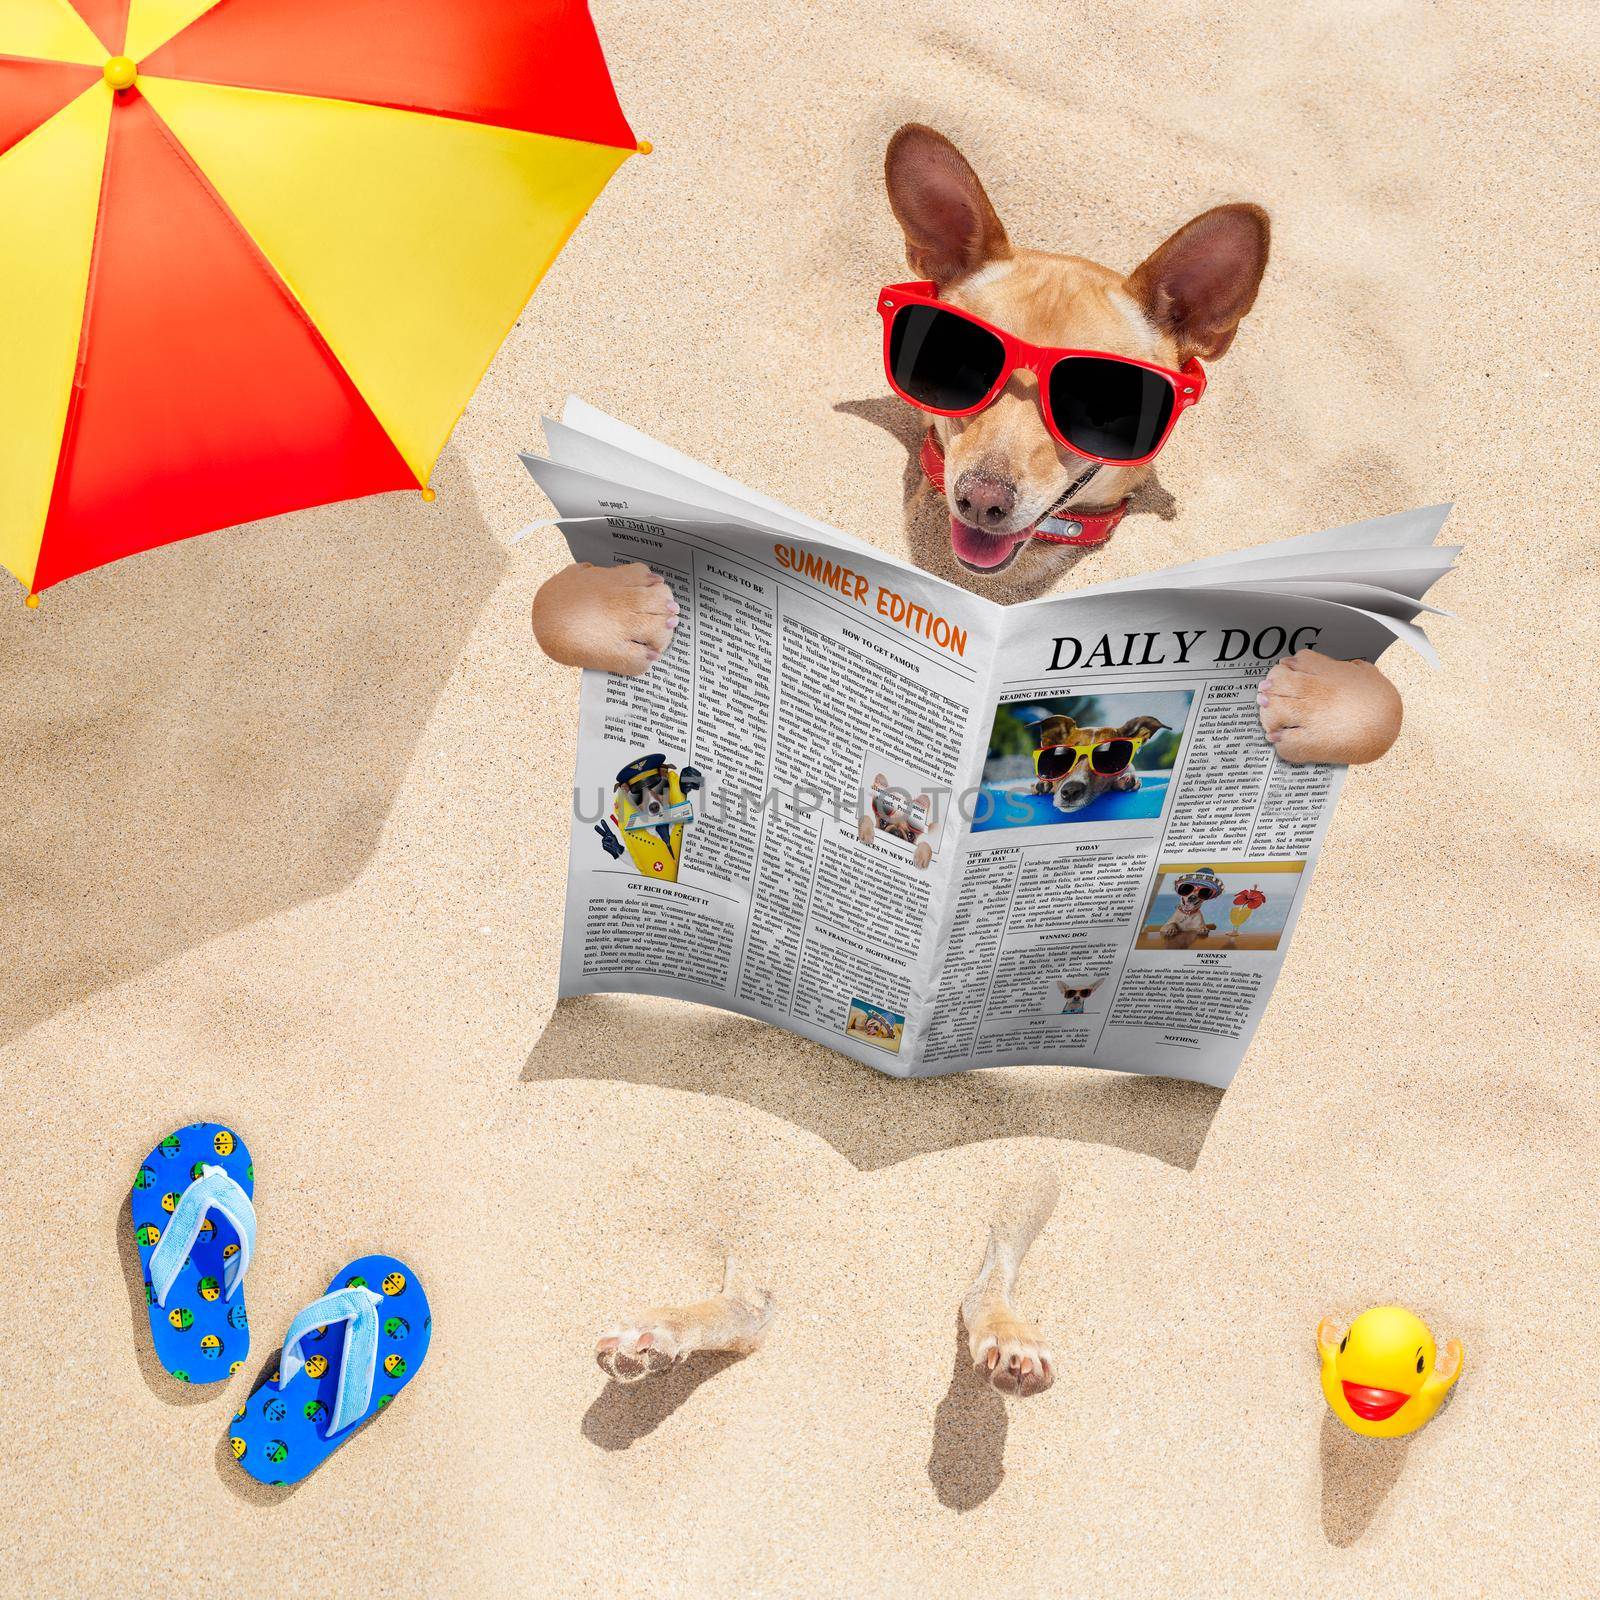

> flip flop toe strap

[
  {"left": 281, "top": 1287, "right": 384, "bottom": 1437},
  {"left": 149, "top": 1165, "right": 256, "bottom": 1307}
]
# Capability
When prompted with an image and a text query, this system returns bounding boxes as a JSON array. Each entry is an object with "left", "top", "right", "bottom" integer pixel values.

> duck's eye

[
  {"left": 1416, "top": 1350, "right": 1425, "bottom": 1373},
  {"left": 1339, "top": 1336, "right": 1347, "bottom": 1353}
]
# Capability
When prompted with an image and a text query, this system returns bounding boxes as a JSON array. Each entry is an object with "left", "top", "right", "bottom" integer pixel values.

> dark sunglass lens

[
  {"left": 1048, "top": 356, "right": 1175, "bottom": 461},
  {"left": 888, "top": 305, "right": 1006, "bottom": 412},
  {"left": 1036, "top": 746, "right": 1079, "bottom": 781},
  {"left": 1089, "top": 738, "right": 1135, "bottom": 775}
]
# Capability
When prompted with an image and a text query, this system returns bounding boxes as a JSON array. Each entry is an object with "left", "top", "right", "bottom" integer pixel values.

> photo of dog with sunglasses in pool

[{"left": 977, "top": 692, "right": 1191, "bottom": 828}]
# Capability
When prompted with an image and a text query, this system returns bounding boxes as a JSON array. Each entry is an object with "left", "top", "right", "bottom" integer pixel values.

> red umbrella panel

[{"left": 1, "top": 0, "right": 641, "bottom": 596}]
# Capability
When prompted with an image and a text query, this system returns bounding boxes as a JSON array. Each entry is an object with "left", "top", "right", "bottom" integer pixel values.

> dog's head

[
  {"left": 622, "top": 770, "right": 673, "bottom": 820},
  {"left": 884, "top": 125, "right": 1269, "bottom": 581},
  {"left": 1041, "top": 715, "right": 1167, "bottom": 813},
  {"left": 1057, "top": 979, "right": 1101, "bottom": 1011},
  {"left": 1173, "top": 870, "right": 1222, "bottom": 913}
]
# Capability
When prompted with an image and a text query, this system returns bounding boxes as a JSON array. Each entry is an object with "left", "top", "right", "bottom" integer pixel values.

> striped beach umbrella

[{"left": 1, "top": 0, "right": 643, "bottom": 600}]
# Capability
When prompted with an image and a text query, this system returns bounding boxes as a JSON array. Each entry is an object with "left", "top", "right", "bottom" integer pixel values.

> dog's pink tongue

[{"left": 950, "top": 515, "right": 1027, "bottom": 570}]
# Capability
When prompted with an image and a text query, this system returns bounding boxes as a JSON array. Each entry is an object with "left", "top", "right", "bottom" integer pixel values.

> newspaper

[{"left": 522, "top": 399, "right": 1456, "bottom": 1088}]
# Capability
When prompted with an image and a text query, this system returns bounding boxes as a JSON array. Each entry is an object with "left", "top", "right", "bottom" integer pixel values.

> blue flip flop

[
  {"left": 229, "top": 1254, "right": 431, "bottom": 1486},
  {"left": 130, "top": 1122, "right": 256, "bottom": 1384}
]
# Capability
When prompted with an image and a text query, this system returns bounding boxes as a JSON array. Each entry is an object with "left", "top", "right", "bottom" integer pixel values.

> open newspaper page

[
  {"left": 916, "top": 586, "right": 1408, "bottom": 1088},
  {"left": 523, "top": 403, "right": 1453, "bottom": 1086},
  {"left": 524, "top": 451, "right": 1003, "bottom": 1073}
]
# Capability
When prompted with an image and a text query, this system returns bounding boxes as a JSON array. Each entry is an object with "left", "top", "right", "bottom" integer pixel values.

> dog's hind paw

[
  {"left": 967, "top": 1304, "right": 1055, "bottom": 1398},
  {"left": 596, "top": 1261, "right": 774, "bottom": 1383},
  {"left": 595, "top": 1317, "right": 693, "bottom": 1382},
  {"left": 1258, "top": 649, "right": 1401, "bottom": 766}
]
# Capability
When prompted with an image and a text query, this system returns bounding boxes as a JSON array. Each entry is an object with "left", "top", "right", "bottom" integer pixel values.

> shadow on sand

[
  {"left": 523, "top": 996, "right": 1220, "bottom": 1173},
  {"left": 0, "top": 451, "right": 504, "bottom": 1048},
  {"left": 1319, "top": 1411, "right": 1412, "bottom": 1546},
  {"left": 926, "top": 1315, "right": 1007, "bottom": 1509},
  {"left": 582, "top": 1353, "right": 749, "bottom": 1451}
]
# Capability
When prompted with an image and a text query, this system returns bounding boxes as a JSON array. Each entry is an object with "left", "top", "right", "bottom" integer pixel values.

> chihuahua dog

[
  {"left": 1154, "top": 880, "right": 1220, "bottom": 949},
  {"left": 537, "top": 126, "right": 1407, "bottom": 1401},
  {"left": 1057, "top": 979, "right": 1101, "bottom": 1015}
]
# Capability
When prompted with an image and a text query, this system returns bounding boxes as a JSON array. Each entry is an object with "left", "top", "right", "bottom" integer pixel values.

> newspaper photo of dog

[
  {"left": 1055, "top": 978, "right": 1103, "bottom": 1016},
  {"left": 856, "top": 751, "right": 939, "bottom": 868},
  {"left": 977, "top": 690, "right": 1191, "bottom": 830},
  {"left": 844, "top": 998, "right": 907, "bottom": 1052},
  {"left": 1135, "top": 861, "right": 1304, "bottom": 952}
]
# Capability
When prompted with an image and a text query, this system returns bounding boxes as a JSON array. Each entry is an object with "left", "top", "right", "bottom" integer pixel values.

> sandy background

[{"left": 2, "top": 1, "right": 1596, "bottom": 1593}]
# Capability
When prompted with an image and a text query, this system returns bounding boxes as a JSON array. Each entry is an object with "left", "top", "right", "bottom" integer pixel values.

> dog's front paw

[
  {"left": 967, "top": 1303, "right": 1055, "bottom": 1398},
  {"left": 531, "top": 560, "right": 680, "bottom": 675},
  {"left": 912, "top": 838, "right": 933, "bottom": 869},
  {"left": 857, "top": 812, "right": 876, "bottom": 844},
  {"left": 1257, "top": 650, "right": 1401, "bottom": 765}
]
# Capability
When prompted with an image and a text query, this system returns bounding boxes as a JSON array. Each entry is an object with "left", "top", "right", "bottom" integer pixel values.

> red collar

[{"left": 919, "top": 428, "right": 1128, "bottom": 548}]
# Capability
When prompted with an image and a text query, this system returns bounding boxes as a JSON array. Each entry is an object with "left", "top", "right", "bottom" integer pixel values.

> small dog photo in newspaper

[
  {"left": 857, "top": 752, "right": 940, "bottom": 868},
  {"left": 1138, "top": 864, "right": 1300, "bottom": 952},
  {"left": 1055, "top": 978, "right": 1104, "bottom": 1016}
]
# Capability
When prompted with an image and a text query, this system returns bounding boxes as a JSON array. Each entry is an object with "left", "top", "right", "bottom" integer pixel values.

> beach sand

[{"left": 2, "top": 1, "right": 1596, "bottom": 1593}]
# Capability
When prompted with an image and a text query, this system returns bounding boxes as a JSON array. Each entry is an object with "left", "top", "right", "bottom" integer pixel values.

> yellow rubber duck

[{"left": 1318, "top": 1306, "right": 1463, "bottom": 1438}]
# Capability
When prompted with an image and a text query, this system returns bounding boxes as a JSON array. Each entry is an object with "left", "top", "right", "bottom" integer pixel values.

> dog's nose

[{"left": 952, "top": 470, "right": 1016, "bottom": 526}]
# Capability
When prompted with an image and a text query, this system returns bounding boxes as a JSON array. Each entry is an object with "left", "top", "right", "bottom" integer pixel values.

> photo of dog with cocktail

[{"left": 1136, "top": 861, "right": 1302, "bottom": 952}]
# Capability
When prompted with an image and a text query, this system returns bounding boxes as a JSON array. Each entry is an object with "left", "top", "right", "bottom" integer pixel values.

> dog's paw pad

[
  {"left": 970, "top": 1317, "right": 1055, "bottom": 1398},
  {"left": 596, "top": 1320, "right": 685, "bottom": 1382}
]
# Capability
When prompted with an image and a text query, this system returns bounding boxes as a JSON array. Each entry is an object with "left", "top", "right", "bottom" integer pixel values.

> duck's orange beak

[{"left": 1342, "top": 1382, "right": 1410, "bottom": 1421}]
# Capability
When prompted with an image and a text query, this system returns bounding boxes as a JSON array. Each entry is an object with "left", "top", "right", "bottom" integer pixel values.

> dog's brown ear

[
  {"left": 1035, "top": 713, "right": 1078, "bottom": 747},
  {"left": 885, "top": 125, "right": 1012, "bottom": 286},
  {"left": 1126, "top": 204, "right": 1269, "bottom": 361},
  {"left": 1117, "top": 715, "right": 1169, "bottom": 740}
]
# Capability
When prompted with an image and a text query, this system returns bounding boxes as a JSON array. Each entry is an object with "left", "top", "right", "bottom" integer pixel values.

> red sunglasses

[{"left": 878, "top": 281, "right": 1206, "bottom": 468}]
